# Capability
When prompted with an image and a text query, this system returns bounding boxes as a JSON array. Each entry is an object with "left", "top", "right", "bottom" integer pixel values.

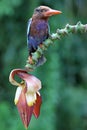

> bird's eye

[
  {"left": 35, "top": 8, "right": 47, "bottom": 13},
  {"left": 35, "top": 9, "right": 40, "bottom": 12},
  {"left": 40, "top": 9, "right": 47, "bottom": 12},
  {"left": 40, "top": 9, "right": 44, "bottom": 12}
]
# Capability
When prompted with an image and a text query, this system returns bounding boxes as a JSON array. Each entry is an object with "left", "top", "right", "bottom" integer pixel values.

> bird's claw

[{"left": 28, "top": 56, "right": 34, "bottom": 64}]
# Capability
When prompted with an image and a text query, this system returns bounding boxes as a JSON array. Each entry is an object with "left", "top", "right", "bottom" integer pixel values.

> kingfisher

[{"left": 27, "top": 6, "right": 61, "bottom": 66}]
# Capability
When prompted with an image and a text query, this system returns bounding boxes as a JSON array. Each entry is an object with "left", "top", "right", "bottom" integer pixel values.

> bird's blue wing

[
  {"left": 27, "top": 18, "right": 36, "bottom": 53},
  {"left": 27, "top": 18, "right": 32, "bottom": 44},
  {"left": 27, "top": 18, "right": 37, "bottom": 53}
]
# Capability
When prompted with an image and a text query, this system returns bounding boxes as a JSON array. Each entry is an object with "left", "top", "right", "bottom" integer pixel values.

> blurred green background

[{"left": 0, "top": 0, "right": 87, "bottom": 130}]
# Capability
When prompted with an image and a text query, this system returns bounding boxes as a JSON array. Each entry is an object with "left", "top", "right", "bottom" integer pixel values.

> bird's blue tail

[{"left": 36, "top": 55, "right": 46, "bottom": 67}]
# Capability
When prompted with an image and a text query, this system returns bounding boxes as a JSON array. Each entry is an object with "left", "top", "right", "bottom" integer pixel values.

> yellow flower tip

[
  {"left": 14, "top": 99, "right": 18, "bottom": 105},
  {"left": 14, "top": 86, "right": 22, "bottom": 105},
  {"left": 27, "top": 101, "right": 34, "bottom": 107},
  {"left": 26, "top": 93, "right": 36, "bottom": 107}
]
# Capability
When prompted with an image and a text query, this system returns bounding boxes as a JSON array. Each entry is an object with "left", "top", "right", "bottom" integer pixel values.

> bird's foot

[
  {"left": 39, "top": 44, "right": 43, "bottom": 48},
  {"left": 28, "top": 56, "right": 34, "bottom": 64}
]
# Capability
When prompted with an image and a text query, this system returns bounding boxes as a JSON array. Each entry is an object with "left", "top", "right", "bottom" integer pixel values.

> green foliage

[
  {"left": 0, "top": 0, "right": 87, "bottom": 130},
  {"left": 0, "top": 0, "right": 22, "bottom": 17}
]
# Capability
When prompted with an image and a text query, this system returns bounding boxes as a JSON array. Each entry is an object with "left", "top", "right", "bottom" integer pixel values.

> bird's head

[{"left": 33, "top": 6, "right": 62, "bottom": 19}]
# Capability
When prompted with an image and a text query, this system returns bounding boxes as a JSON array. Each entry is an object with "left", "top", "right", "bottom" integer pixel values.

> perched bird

[{"left": 27, "top": 6, "right": 61, "bottom": 66}]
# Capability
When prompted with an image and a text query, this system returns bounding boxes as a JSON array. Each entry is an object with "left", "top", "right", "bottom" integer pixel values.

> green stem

[{"left": 25, "top": 21, "right": 87, "bottom": 71}]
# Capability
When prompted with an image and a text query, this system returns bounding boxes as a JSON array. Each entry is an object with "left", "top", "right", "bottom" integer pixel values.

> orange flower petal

[{"left": 33, "top": 92, "right": 42, "bottom": 118}]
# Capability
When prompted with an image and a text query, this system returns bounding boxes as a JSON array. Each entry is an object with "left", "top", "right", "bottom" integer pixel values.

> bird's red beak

[{"left": 44, "top": 9, "right": 62, "bottom": 17}]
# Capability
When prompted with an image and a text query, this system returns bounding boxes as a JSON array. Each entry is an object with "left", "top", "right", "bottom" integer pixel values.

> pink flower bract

[{"left": 9, "top": 69, "right": 42, "bottom": 128}]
